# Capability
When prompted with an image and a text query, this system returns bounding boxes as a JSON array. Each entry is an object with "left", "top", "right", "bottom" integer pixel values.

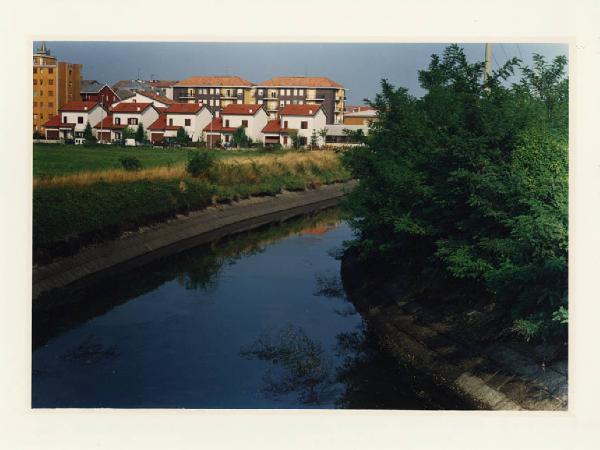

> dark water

[{"left": 32, "top": 209, "right": 450, "bottom": 409}]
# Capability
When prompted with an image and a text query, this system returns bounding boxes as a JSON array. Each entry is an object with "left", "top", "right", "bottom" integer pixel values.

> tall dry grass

[{"left": 33, "top": 151, "right": 345, "bottom": 190}]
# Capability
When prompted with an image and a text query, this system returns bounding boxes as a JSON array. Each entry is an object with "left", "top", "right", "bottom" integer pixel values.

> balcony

[{"left": 178, "top": 93, "right": 196, "bottom": 100}]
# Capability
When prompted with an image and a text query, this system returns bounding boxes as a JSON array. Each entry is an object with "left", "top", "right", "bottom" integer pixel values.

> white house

[
  {"left": 112, "top": 90, "right": 176, "bottom": 109},
  {"left": 148, "top": 103, "right": 213, "bottom": 143},
  {"left": 44, "top": 101, "right": 108, "bottom": 140},
  {"left": 92, "top": 102, "right": 159, "bottom": 142},
  {"left": 261, "top": 104, "right": 327, "bottom": 148},
  {"left": 203, "top": 104, "right": 268, "bottom": 147}
]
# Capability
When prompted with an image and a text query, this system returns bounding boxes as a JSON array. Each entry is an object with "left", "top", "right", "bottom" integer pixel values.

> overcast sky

[{"left": 33, "top": 42, "right": 568, "bottom": 104}]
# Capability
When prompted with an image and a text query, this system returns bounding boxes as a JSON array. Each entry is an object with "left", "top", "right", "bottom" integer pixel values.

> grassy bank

[
  {"left": 33, "top": 149, "right": 351, "bottom": 263},
  {"left": 33, "top": 143, "right": 297, "bottom": 177}
]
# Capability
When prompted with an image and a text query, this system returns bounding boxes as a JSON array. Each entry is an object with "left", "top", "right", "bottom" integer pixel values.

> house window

[
  {"left": 293, "top": 100, "right": 298, "bottom": 104},
  {"left": 128, "top": 118, "right": 138, "bottom": 125},
  {"left": 299, "top": 89, "right": 304, "bottom": 96},
  {"left": 39, "top": 91, "right": 44, "bottom": 96},
  {"left": 48, "top": 102, "right": 53, "bottom": 107},
  {"left": 236, "top": 99, "right": 242, "bottom": 104},
  {"left": 293, "top": 89, "right": 297, "bottom": 96},
  {"left": 283, "top": 136, "right": 288, "bottom": 145},
  {"left": 225, "top": 135, "right": 230, "bottom": 143},
  {"left": 258, "top": 100, "right": 263, "bottom": 105},
  {"left": 301, "top": 121, "right": 308, "bottom": 129},
  {"left": 225, "top": 120, "right": 230, "bottom": 127},
  {"left": 215, "top": 99, "right": 220, "bottom": 106},
  {"left": 169, "top": 118, "right": 173, "bottom": 126},
  {"left": 33, "top": 79, "right": 38, "bottom": 85},
  {"left": 286, "top": 89, "right": 291, "bottom": 96},
  {"left": 286, "top": 100, "right": 291, "bottom": 105},
  {"left": 115, "top": 117, "right": 121, "bottom": 125},
  {"left": 280, "top": 101, "right": 285, "bottom": 107},
  {"left": 258, "top": 89, "right": 263, "bottom": 96},
  {"left": 237, "top": 89, "right": 243, "bottom": 95},
  {"left": 48, "top": 68, "right": 53, "bottom": 74},
  {"left": 299, "top": 100, "right": 304, "bottom": 104},
  {"left": 49, "top": 79, "right": 54, "bottom": 85},
  {"left": 283, "top": 121, "right": 288, "bottom": 128},
  {"left": 78, "top": 116, "right": 84, "bottom": 124},
  {"left": 210, "top": 88, "right": 214, "bottom": 95},
  {"left": 271, "top": 91, "right": 277, "bottom": 98},
  {"left": 280, "top": 89, "right": 285, "bottom": 96},
  {"left": 241, "top": 120, "right": 248, "bottom": 127},
  {"left": 63, "top": 116, "right": 67, "bottom": 123},
  {"left": 299, "top": 137, "right": 307, "bottom": 146},
  {"left": 185, "top": 119, "right": 191, "bottom": 126},
  {"left": 33, "top": 68, "right": 37, "bottom": 74},
  {"left": 214, "top": 88, "right": 220, "bottom": 95},
  {"left": 48, "top": 90, "right": 53, "bottom": 96}
]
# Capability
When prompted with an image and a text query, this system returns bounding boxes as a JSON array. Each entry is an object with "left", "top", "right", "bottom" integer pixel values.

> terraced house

[
  {"left": 44, "top": 101, "right": 107, "bottom": 141},
  {"left": 172, "top": 76, "right": 255, "bottom": 113},
  {"left": 254, "top": 76, "right": 346, "bottom": 124}
]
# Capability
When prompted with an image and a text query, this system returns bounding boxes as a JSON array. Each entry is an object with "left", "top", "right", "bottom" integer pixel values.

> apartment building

[
  {"left": 143, "top": 80, "right": 179, "bottom": 99},
  {"left": 33, "top": 42, "right": 82, "bottom": 134},
  {"left": 173, "top": 76, "right": 255, "bottom": 112},
  {"left": 343, "top": 107, "right": 377, "bottom": 125},
  {"left": 254, "top": 76, "right": 345, "bottom": 124}
]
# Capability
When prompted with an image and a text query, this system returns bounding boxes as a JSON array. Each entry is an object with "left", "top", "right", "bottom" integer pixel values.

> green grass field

[{"left": 33, "top": 144, "right": 283, "bottom": 177}]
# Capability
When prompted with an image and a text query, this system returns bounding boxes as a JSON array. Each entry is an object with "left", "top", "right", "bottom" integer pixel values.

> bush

[
  {"left": 119, "top": 156, "right": 143, "bottom": 171},
  {"left": 186, "top": 150, "right": 215, "bottom": 177},
  {"left": 343, "top": 45, "right": 568, "bottom": 341}
]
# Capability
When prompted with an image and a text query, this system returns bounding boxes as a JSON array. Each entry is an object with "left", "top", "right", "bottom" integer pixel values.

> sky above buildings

[{"left": 34, "top": 42, "right": 568, "bottom": 104}]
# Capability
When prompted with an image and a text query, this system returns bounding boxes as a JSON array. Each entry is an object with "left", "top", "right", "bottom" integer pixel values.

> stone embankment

[
  {"left": 341, "top": 252, "right": 568, "bottom": 411},
  {"left": 33, "top": 181, "right": 356, "bottom": 301}
]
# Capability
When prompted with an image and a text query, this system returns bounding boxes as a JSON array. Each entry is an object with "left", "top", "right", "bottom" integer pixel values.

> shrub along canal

[{"left": 32, "top": 208, "right": 466, "bottom": 409}]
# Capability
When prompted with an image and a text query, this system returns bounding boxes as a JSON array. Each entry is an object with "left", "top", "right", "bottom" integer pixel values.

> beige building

[{"left": 33, "top": 42, "right": 81, "bottom": 134}]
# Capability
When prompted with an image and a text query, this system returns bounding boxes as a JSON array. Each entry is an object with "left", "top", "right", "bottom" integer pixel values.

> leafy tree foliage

[
  {"left": 343, "top": 45, "right": 568, "bottom": 340},
  {"left": 83, "top": 121, "right": 97, "bottom": 144},
  {"left": 232, "top": 126, "right": 250, "bottom": 148},
  {"left": 176, "top": 126, "right": 190, "bottom": 144},
  {"left": 135, "top": 123, "right": 147, "bottom": 143}
]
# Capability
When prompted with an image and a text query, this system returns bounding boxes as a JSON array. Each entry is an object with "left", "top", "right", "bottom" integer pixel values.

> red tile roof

[
  {"left": 175, "top": 76, "right": 253, "bottom": 87},
  {"left": 93, "top": 115, "right": 126, "bottom": 130},
  {"left": 165, "top": 103, "right": 204, "bottom": 114},
  {"left": 155, "top": 107, "right": 168, "bottom": 114},
  {"left": 257, "top": 76, "right": 344, "bottom": 88},
  {"left": 44, "top": 115, "right": 62, "bottom": 127},
  {"left": 111, "top": 102, "right": 154, "bottom": 113},
  {"left": 59, "top": 101, "right": 100, "bottom": 112},
  {"left": 144, "top": 80, "right": 179, "bottom": 88},
  {"left": 279, "top": 104, "right": 322, "bottom": 116},
  {"left": 203, "top": 117, "right": 236, "bottom": 133},
  {"left": 262, "top": 119, "right": 287, "bottom": 134},
  {"left": 133, "top": 90, "right": 176, "bottom": 105},
  {"left": 148, "top": 114, "right": 180, "bottom": 131},
  {"left": 221, "top": 103, "right": 263, "bottom": 116}
]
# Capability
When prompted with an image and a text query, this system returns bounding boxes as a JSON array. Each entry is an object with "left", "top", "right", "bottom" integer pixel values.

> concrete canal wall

[
  {"left": 341, "top": 251, "right": 568, "bottom": 411},
  {"left": 33, "top": 181, "right": 356, "bottom": 301}
]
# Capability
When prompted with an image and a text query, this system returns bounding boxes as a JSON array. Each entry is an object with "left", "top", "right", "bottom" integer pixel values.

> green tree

[
  {"left": 176, "top": 126, "right": 190, "bottom": 144},
  {"left": 135, "top": 123, "right": 146, "bottom": 143},
  {"left": 232, "top": 126, "right": 250, "bottom": 148},
  {"left": 289, "top": 130, "right": 302, "bottom": 149},
  {"left": 318, "top": 128, "right": 328, "bottom": 148},
  {"left": 121, "top": 126, "right": 135, "bottom": 144},
  {"left": 310, "top": 130, "right": 319, "bottom": 149},
  {"left": 83, "top": 121, "right": 97, "bottom": 144},
  {"left": 343, "top": 45, "right": 568, "bottom": 341}
]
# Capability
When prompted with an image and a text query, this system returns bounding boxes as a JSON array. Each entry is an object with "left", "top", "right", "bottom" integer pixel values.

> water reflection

[
  {"left": 241, "top": 324, "right": 338, "bottom": 405},
  {"left": 33, "top": 208, "right": 345, "bottom": 350}
]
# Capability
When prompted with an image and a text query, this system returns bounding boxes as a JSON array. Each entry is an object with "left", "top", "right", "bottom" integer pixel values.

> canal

[{"left": 32, "top": 208, "right": 460, "bottom": 409}]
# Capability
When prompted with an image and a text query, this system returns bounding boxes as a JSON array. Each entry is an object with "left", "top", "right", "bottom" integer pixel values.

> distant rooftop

[{"left": 257, "top": 76, "right": 344, "bottom": 88}]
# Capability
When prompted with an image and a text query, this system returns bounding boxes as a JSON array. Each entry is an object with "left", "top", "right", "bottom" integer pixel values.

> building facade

[
  {"left": 261, "top": 104, "right": 327, "bottom": 148},
  {"left": 44, "top": 101, "right": 107, "bottom": 140},
  {"left": 254, "top": 76, "right": 345, "bottom": 124},
  {"left": 33, "top": 42, "right": 82, "bottom": 134},
  {"left": 172, "top": 76, "right": 255, "bottom": 113},
  {"left": 80, "top": 80, "right": 120, "bottom": 110},
  {"left": 148, "top": 103, "right": 213, "bottom": 143}
]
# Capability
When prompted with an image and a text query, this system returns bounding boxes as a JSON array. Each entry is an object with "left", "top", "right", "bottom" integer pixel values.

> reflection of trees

[
  {"left": 240, "top": 324, "right": 339, "bottom": 405},
  {"left": 61, "top": 334, "right": 119, "bottom": 364},
  {"left": 314, "top": 272, "right": 346, "bottom": 299},
  {"left": 34, "top": 208, "right": 344, "bottom": 349}
]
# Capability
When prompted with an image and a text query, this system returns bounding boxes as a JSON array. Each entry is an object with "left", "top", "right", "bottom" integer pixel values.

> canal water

[{"left": 32, "top": 208, "right": 445, "bottom": 409}]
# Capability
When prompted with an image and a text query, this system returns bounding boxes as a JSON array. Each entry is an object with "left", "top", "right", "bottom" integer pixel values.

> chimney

[
  {"left": 84, "top": 106, "right": 88, "bottom": 111},
  {"left": 136, "top": 106, "right": 140, "bottom": 111},
  {"left": 309, "top": 109, "right": 313, "bottom": 114}
]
